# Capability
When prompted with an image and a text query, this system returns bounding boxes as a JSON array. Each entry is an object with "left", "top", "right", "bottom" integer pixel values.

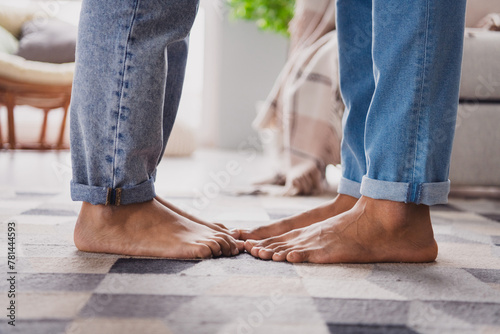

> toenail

[{"left": 232, "top": 248, "right": 239, "bottom": 255}]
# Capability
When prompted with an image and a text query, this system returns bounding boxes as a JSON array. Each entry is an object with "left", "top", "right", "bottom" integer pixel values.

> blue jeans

[
  {"left": 336, "top": 0, "right": 467, "bottom": 205},
  {"left": 70, "top": 0, "right": 199, "bottom": 205}
]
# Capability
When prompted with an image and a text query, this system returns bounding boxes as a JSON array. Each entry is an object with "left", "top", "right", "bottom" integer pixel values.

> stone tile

[
  {"left": 464, "top": 269, "right": 500, "bottom": 284},
  {"left": 18, "top": 233, "right": 74, "bottom": 246},
  {"left": 215, "top": 322, "right": 330, "bottom": 334},
  {"left": 95, "top": 274, "right": 222, "bottom": 296},
  {"left": 302, "top": 278, "right": 406, "bottom": 300},
  {"left": 455, "top": 221, "right": 500, "bottom": 237},
  {"left": 67, "top": 318, "right": 173, "bottom": 334},
  {"left": 165, "top": 295, "right": 323, "bottom": 325},
  {"left": 407, "top": 300, "right": 476, "bottom": 332},
  {"left": 207, "top": 276, "right": 308, "bottom": 297},
  {"left": 326, "top": 324, "right": 418, "bottom": 334},
  {"left": 294, "top": 263, "right": 374, "bottom": 279},
  {"left": 492, "top": 236, "right": 500, "bottom": 246},
  {"left": 368, "top": 265, "right": 500, "bottom": 303},
  {"left": 19, "top": 244, "right": 122, "bottom": 259},
  {"left": 17, "top": 292, "right": 91, "bottom": 319},
  {"left": 437, "top": 243, "right": 500, "bottom": 269},
  {"left": 9, "top": 273, "right": 105, "bottom": 292},
  {"left": 181, "top": 253, "right": 298, "bottom": 277},
  {"left": 434, "top": 234, "right": 483, "bottom": 244},
  {"left": 9, "top": 320, "right": 70, "bottom": 334},
  {"left": 484, "top": 326, "right": 500, "bottom": 334},
  {"left": 79, "top": 294, "right": 194, "bottom": 318},
  {"left": 22, "top": 257, "right": 117, "bottom": 274},
  {"left": 481, "top": 213, "right": 500, "bottom": 222},
  {"left": 314, "top": 298, "right": 410, "bottom": 325},
  {"left": 429, "top": 301, "right": 500, "bottom": 326},
  {"left": 448, "top": 199, "right": 500, "bottom": 215},
  {"left": 430, "top": 204, "right": 462, "bottom": 212},
  {"left": 109, "top": 258, "right": 201, "bottom": 275}
]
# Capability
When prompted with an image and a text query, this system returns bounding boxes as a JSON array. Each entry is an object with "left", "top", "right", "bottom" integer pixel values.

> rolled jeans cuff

[
  {"left": 70, "top": 177, "right": 156, "bottom": 205},
  {"left": 360, "top": 176, "right": 450, "bottom": 206},
  {"left": 338, "top": 177, "right": 362, "bottom": 199}
]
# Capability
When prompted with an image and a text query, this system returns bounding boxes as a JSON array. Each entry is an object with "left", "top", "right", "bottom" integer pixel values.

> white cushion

[
  {"left": 0, "top": 52, "right": 73, "bottom": 85},
  {"left": 460, "top": 29, "right": 500, "bottom": 101}
]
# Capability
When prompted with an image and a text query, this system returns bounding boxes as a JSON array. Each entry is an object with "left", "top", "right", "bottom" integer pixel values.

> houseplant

[{"left": 226, "top": 0, "right": 295, "bottom": 36}]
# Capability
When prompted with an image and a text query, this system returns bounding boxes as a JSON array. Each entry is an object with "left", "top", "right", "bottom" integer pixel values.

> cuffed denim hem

[
  {"left": 360, "top": 176, "right": 450, "bottom": 206},
  {"left": 338, "top": 177, "right": 362, "bottom": 199},
  {"left": 70, "top": 177, "right": 156, "bottom": 206}
]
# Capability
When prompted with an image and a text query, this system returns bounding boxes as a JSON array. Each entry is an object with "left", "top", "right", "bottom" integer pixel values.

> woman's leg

[
  {"left": 246, "top": 0, "right": 467, "bottom": 263},
  {"left": 336, "top": 0, "right": 374, "bottom": 199},
  {"left": 71, "top": 0, "right": 242, "bottom": 258},
  {"left": 362, "top": 0, "right": 466, "bottom": 205}
]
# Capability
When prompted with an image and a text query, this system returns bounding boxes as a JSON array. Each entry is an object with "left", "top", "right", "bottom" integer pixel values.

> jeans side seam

[
  {"left": 410, "top": 0, "right": 431, "bottom": 202},
  {"left": 111, "top": 0, "right": 140, "bottom": 189}
]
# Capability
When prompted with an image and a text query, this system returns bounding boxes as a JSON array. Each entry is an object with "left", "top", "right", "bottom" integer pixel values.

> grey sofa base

[{"left": 449, "top": 103, "right": 500, "bottom": 188}]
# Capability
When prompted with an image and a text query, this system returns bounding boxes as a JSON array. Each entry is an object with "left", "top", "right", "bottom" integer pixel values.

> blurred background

[{"left": 0, "top": 0, "right": 289, "bottom": 149}]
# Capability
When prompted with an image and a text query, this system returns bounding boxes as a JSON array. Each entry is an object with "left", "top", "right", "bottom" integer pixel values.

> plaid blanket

[
  {"left": 477, "top": 12, "right": 500, "bottom": 30},
  {"left": 253, "top": 0, "right": 344, "bottom": 196}
]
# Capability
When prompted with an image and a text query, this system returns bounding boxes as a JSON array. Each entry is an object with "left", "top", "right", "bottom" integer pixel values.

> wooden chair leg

[
  {"left": 5, "top": 93, "right": 16, "bottom": 149},
  {"left": 57, "top": 99, "right": 70, "bottom": 149},
  {"left": 39, "top": 108, "right": 50, "bottom": 147},
  {"left": 0, "top": 106, "right": 3, "bottom": 148}
]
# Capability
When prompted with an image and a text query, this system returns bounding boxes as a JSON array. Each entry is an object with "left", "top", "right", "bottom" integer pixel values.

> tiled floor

[{"left": 1, "top": 150, "right": 500, "bottom": 334}]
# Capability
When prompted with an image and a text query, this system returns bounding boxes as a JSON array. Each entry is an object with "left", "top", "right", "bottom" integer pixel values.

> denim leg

[
  {"left": 157, "top": 39, "right": 190, "bottom": 164},
  {"left": 360, "top": 0, "right": 467, "bottom": 205},
  {"left": 336, "top": 0, "right": 374, "bottom": 199},
  {"left": 70, "top": 0, "right": 199, "bottom": 205}
]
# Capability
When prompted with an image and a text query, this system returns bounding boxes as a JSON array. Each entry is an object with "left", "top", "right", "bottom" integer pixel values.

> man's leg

[
  {"left": 239, "top": 0, "right": 372, "bottom": 241},
  {"left": 245, "top": 0, "right": 467, "bottom": 263},
  {"left": 150, "top": 37, "right": 238, "bottom": 235},
  {"left": 71, "top": 0, "right": 242, "bottom": 258}
]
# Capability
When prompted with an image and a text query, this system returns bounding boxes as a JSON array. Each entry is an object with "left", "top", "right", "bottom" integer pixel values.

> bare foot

[
  {"left": 239, "top": 194, "right": 358, "bottom": 240},
  {"left": 74, "top": 199, "right": 244, "bottom": 259},
  {"left": 244, "top": 196, "right": 438, "bottom": 263},
  {"left": 154, "top": 196, "right": 239, "bottom": 238}
]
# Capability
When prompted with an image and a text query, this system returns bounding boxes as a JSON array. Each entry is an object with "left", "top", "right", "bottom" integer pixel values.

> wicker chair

[{"left": 0, "top": 4, "right": 74, "bottom": 149}]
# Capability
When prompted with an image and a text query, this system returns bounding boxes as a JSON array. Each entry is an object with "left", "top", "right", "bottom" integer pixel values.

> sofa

[{"left": 450, "top": 0, "right": 500, "bottom": 194}]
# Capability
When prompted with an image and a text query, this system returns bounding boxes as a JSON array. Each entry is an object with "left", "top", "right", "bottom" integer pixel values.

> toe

[
  {"left": 257, "top": 248, "right": 275, "bottom": 260},
  {"left": 192, "top": 244, "right": 213, "bottom": 259},
  {"left": 250, "top": 246, "right": 262, "bottom": 258},
  {"left": 202, "top": 239, "right": 222, "bottom": 257},
  {"left": 213, "top": 236, "right": 232, "bottom": 256},
  {"left": 286, "top": 249, "right": 309, "bottom": 263},
  {"left": 235, "top": 240, "right": 245, "bottom": 252},
  {"left": 244, "top": 239, "right": 257, "bottom": 253},
  {"left": 272, "top": 250, "right": 290, "bottom": 262}
]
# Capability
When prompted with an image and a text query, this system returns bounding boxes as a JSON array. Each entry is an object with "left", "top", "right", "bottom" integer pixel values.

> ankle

[
  {"left": 335, "top": 194, "right": 359, "bottom": 208},
  {"left": 359, "top": 196, "right": 431, "bottom": 230}
]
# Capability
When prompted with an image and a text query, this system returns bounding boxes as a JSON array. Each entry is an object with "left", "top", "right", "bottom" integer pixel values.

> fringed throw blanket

[{"left": 253, "top": 0, "right": 344, "bottom": 196}]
